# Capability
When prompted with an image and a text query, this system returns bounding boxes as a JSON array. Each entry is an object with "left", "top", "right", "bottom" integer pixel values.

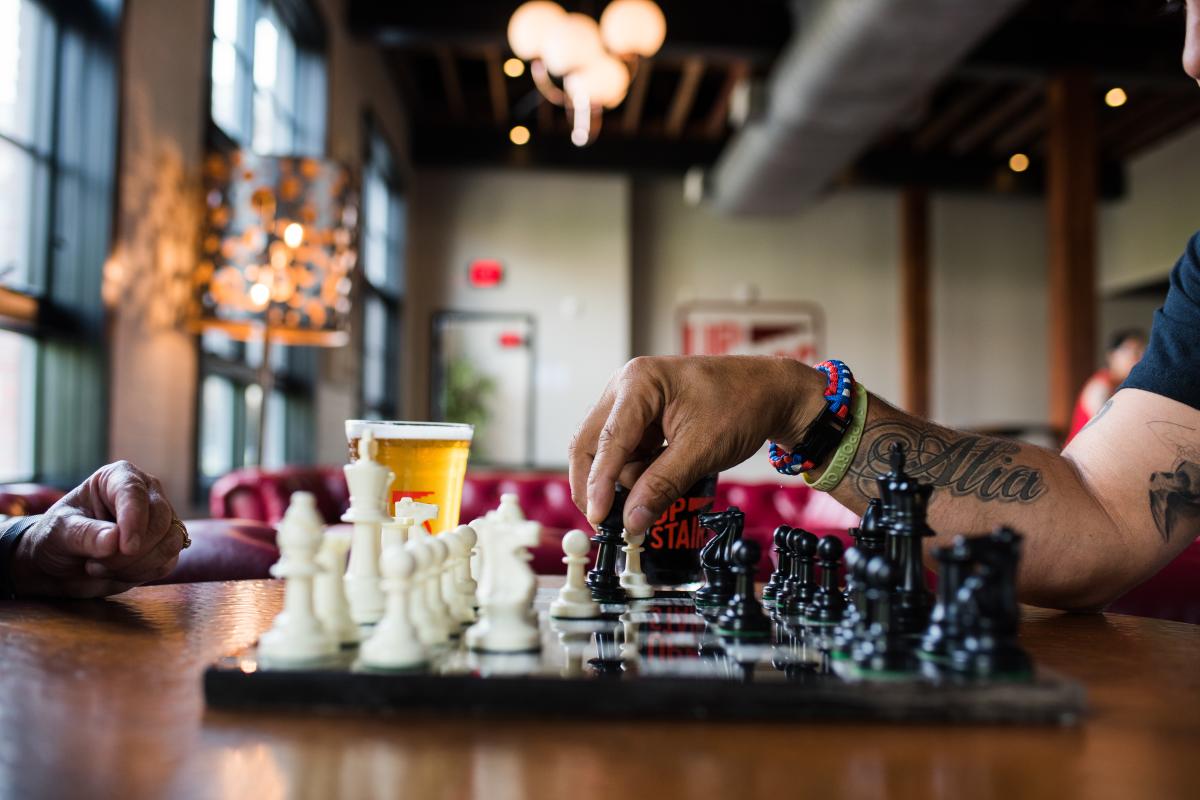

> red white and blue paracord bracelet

[{"left": 768, "top": 359, "right": 856, "bottom": 476}]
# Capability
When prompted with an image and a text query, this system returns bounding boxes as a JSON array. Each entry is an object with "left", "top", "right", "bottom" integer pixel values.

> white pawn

[
  {"left": 393, "top": 496, "right": 439, "bottom": 539},
  {"left": 550, "top": 530, "right": 601, "bottom": 619},
  {"left": 259, "top": 492, "right": 337, "bottom": 663},
  {"left": 342, "top": 432, "right": 391, "bottom": 625},
  {"left": 619, "top": 530, "right": 654, "bottom": 599},
  {"left": 360, "top": 546, "right": 427, "bottom": 669},
  {"left": 382, "top": 515, "right": 414, "bottom": 551},
  {"left": 496, "top": 492, "right": 525, "bottom": 521},
  {"left": 406, "top": 539, "right": 447, "bottom": 646},
  {"left": 449, "top": 525, "right": 478, "bottom": 623},
  {"left": 422, "top": 536, "right": 456, "bottom": 638},
  {"left": 439, "top": 528, "right": 469, "bottom": 625},
  {"left": 314, "top": 530, "right": 359, "bottom": 646}
]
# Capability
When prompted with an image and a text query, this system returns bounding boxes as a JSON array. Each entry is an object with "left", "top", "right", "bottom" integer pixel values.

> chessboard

[{"left": 204, "top": 585, "right": 1086, "bottom": 725}]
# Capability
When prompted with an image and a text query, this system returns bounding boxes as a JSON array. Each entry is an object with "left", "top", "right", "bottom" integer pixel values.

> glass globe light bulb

[
  {"left": 599, "top": 0, "right": 666, "bottom": 58},
  {"left": 507, "top": 1, "right": 567, "bottom": 61}
]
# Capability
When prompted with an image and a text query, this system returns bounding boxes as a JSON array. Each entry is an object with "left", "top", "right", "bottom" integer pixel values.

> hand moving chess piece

[
  {"left": 360, "top": 545, "right": 428, "bottom": 669},
  {"left": 619, "top": 529, "right": 654, "bottom": 599},
  {"left": 259, "top": 492, "right": 337, "bottom": 663},
  {"left": 716, "top": 539, "right": 771, "bottom": 639},
  {"left": 550, "top": 530, "right": 602, "bottom": 619},
  {"left": 342, "top": 432, "right": 391, "bottom": 624},
  {"left": 465, "top": 498, "right": 542, "bottom": 652},
  {"left": 314, "top": 529, "right": 359, "bottom": 646},
  {"left": 585, "top": 484, "right": 629, "bottom": 604}
]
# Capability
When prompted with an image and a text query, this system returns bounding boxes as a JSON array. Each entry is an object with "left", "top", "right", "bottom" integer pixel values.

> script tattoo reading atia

[{"left": 849, "top": 421, "right": 1047, "bottom": 503}]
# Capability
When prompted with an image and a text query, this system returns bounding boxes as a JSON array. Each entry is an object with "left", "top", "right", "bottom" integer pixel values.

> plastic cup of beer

[{"left": 345, "top": 420, "right": 473, "bottom": 534}]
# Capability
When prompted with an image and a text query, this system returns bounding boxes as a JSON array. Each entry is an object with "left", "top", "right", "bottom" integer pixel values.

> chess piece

[
  {"left": 551, "top": 529, "right": 602, "bottom": 618},
  {"left": 314, "top": 529, "right": 359, "bottom": 646},
  {"left": 360, "top": 545, "right": 428, "bottom": 669},
  {"left": 405, "top": 539, "right": 447, "bottom": 646},
  {"left": 382, "top": 515, "right": 413, "bottom": 551},
  {"left": 465, "top": 502, "right": 542, "bottom": 653},
  {"left": 881, "top": 444, "right": 936, "bottom": 636},
  {"left": 949, "top": 527, "right": 1032, "bottom": 677},
  {"left": 586, "top": 484, "right": 629, "bottom": 604},
  {"left": 450, "top": 524, "right": 479, "bottom": 618},
  {"left": 920, "top": 536, "right": 973, "bottom": 660},
  {"left": 619, "top": 529, "right": 654, "bottom": 599},
  {"left": 857, "top": 497, "right": 887, "bottom": 557},
  {"left": 342, "top": 432, "right": 391, "bottom": 624},
  {"left": 761, "top": 525, "right": 792, "bottom": 608},
  {"left": 853, "top": 556, "right": 912, "bottom": 673},
  {"left": 422, "top": 536, "right": 457, "bottom": 638},
  {"left": 393, "top": 496, "right": 439, "bottom": 540},
  {"left": 780, "top": 528, "right": 819, "bottom": 618},
  {"left": 715, "top": 539, "right": 771, "bottom": 639},
  {"left": 804, "top": 535, "right": 847, "bottom": 625},
  {"left": 831, "top": 546, "right": 866, "bottom": 655},
  {"left": 439, "top": 527, "right": 474, "bottom": 625},
  {"left": 694, "top": 507, "right": 744, "bottom": 609},
  {"left": 259, "top": 493, "right": 337, "bottom": 663}
]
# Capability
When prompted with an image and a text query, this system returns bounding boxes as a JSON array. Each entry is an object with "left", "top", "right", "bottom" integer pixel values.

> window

[
  {"left": 199, "top": 0, "right": 326, "bottom": 490},
  {"left": 360, "top": 125, "right": 405, "bottom": 420},
  {"left": 0, "top": 0, "right": 119, "bottom": 486}
]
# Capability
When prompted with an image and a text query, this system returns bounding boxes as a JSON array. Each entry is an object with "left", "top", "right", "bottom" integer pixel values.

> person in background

[
  {"left": 0, "top": 461, "right": 188, "bottom": 599},
  {"left": 1066, "top": 329, "right": 1146, "bottom": 443}
]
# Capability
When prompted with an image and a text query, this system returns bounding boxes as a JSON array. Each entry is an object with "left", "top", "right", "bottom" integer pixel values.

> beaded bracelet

[{"left": 768, "top": 359, "right": 855, "bottom": 476}]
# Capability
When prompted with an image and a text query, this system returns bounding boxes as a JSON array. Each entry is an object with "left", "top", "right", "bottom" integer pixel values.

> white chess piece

[
  {"left": 465, "top": 506, "right": 542, "bottom": 653},
  {"left": 382, "top": 515, "right": 413, "bottom": 551},
  {"left": 314, "top": 528, "right": 359, "bottom": 645},
  {"left": 393, "top": 496, "right": 439, "bottom": 539},
  {"left": 259, "top": 492, "right": 337, "bottom": 663},
  {"left": 550, "top": 530, "right": 601, "bottom": 619},
  {"left": 619, "top": 529, "right": 654, "bottom": 599},
  {"left": 360, "top": 545, "right": 428, "bottom": 669},
  {"left": 422, "top": 536, "right": 456, "bottom": 638},
  {"left": 342, "top": 432, "right": 391, "bottom": 624},
  {"left": 438, "top": 528, "right": 468, "bottom": 625},
  {"left": 445, "top": 525, "right": 478, "bottom": 623},
  {"left": 495, "top": 492, "right": 525, "bottom": 521},
  {"left": 406, "top": 539, "right": 448, "bottom": 646}
]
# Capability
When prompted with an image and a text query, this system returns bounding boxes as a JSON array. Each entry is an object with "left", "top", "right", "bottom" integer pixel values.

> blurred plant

[{"left": 441, "top": 356, "right": 496, "bottom": 458}]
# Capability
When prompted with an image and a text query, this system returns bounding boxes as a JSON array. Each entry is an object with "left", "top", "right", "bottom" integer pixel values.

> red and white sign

[
  {"left": 468, "top": 259, "right": 504, "bottom": 288},
  {"left": 679, "top": 301, "right": 824, "bottom": 363}
]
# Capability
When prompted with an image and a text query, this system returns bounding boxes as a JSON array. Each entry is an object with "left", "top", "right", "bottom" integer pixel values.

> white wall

[
  {"left": 1101, "top": 124, "right": 1200, "bottom": 292},
  {"left": 406, "top": 170, "right": 633, "bottom": 468},
  {"left": 930, "top": 194, "right": 1048, "bottom": 428}
]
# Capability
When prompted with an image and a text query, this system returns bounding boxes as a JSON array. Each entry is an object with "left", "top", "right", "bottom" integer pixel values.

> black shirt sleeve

[
  {"left": 0, "top": 515, "right": 38, "bottom": 599},
  {"left": 1122, "top": 231, "right": 1200, "bottom": 410}
]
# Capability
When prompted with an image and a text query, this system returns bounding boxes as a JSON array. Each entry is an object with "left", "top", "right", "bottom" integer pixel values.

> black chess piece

[
  {"left": 693, "top": 507, "right": 744, "bottom": 609},
  {"left": 857, "top": 497, "right": 887, "bottom": 557},
  {"left": 920, "top": 536, "right": 974, "bottom": 661},
  {"left": 832, "top": 547, "right": 868, "bottom": 656},
  {"left": 949, "top": 527, "right": 1033, "bottom": 678},
  {"left": 853, "top": 556, "right": 914, "bottom": 673},
  {"left": 586, "top": 484, "right": 629, "bottom": 604},
  {"left": 587, "top": 625, "right": 625, "bottom": 676},
  {"left": 780, "top": 529, "right": 819, "bottom": 618},
  {"left": 760, "top": 525, "right": 792, "bottom": 608},
  {"left": 804, "top": 535, "right": 847, "bottom": 625},
  {"left": 880, "top": 443, "right": 936, "bottom": 637},
  {"left": 716, "top": 539, "right": 771, "bottom": 639}
]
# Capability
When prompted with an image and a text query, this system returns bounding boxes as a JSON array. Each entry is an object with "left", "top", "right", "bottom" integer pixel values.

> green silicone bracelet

[{"left": 803, "top": 382, "right": 869, "bottom": 493}]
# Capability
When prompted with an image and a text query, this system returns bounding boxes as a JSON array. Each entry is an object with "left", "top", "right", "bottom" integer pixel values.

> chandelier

[{"left": 507, "top": 0, "right": 666, "bottom": 146}]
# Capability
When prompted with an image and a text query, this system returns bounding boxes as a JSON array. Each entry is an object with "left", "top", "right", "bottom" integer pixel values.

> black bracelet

[{"left": 0, "top": 515, "right": 40, "bottom": 600}]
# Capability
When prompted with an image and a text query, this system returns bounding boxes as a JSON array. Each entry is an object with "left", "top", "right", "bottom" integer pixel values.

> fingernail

[
  {"left": 96, "top": 528, "right": 117, "bottom": 554},
  {"left": 627, "top": 506, "right": 654, "bottom": 534}
]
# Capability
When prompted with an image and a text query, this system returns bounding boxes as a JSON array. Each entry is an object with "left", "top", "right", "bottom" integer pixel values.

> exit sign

[{"left": 468, "top": 259, "right": 504, "bottom": 288}]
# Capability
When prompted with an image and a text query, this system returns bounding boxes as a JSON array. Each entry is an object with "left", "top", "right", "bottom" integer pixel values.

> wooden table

[{"left": 1, "top": 580, "right": 1198, "bottom": 799}]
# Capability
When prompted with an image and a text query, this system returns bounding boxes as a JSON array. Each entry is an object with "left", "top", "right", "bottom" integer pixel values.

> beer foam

[{"left": 344, "top": 420, "right": 474, "bottom": 442}]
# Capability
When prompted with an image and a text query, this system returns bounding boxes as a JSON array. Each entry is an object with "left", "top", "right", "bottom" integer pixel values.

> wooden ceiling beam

[
  {"left": 484, "top": 46, "right": 507, "bottom": 127},
  {"left": 991, "top": 109, "right": 1045, "bottom": 154},
  {"left": 703, "top": 60, "right": 749, "bottom": 139},
  {"left": 1101, "top": 95, "right": 1180, "bottom": 149},
  {"left": 950, "top": 84, "right": 1041, "bottom": 155},
  {"left": 621, "top": 60, "right": 653, "bottom": 134},
  {"left": 665, "top": 58, "right": 704, "bottom": 139},
  {"left": 436, "top": 46, "right": 466, "bottom": 120},
  {"left": 913, "top": 84, "right": 998, "bottom": 152},
  {"left": 1113, "top": 102, "right": 1200, "bottom": 158}
]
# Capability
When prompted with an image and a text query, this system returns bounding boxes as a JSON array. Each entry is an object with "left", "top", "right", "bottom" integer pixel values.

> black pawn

[
  {"left": 760, "top": 525, "right": 792, "bottom": 608},
  {"left": 804, "top": 535, "right": 847, "bottom": 625},
  {"left": 585, "top": 484, "right": 629, "bottom": 604},
  {"left": 716, "top": 539, "right": 771, "bottom": 639},
  {"left": 920, "top": 536, "right": 973, "bottom": 660},
  {"left": 854, "top": 556, "right": 913, "bottom": 674},
  {"left": 857, "top": 498, "right": 887, "bottom": 557},
  {"left": 780, "top": 529, "right": 819, "bottom": 618}
]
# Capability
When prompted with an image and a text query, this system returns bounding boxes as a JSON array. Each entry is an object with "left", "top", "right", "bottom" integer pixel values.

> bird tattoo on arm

[{"left": 1147, "top": 420, "right": 1200, "bottom": 543}]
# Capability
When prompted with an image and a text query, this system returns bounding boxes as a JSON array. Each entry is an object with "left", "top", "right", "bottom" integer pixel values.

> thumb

[
  {"left": 50, "top": 514, "right": 120, "bottom": 560},
  {"left": 624, "top": 445, "right": 708, "bottom": 535}
]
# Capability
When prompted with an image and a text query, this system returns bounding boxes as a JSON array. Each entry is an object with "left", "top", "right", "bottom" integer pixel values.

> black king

[{"left": 877, "top": 442, "right": 936, "bottom": 637}]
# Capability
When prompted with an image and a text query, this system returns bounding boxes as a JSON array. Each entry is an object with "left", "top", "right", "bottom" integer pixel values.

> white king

[{"left": 342, "top": 431, "right": 392, "bottom": 624}]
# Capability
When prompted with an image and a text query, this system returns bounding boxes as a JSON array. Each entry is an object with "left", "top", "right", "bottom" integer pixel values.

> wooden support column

[
  {"left": 900, "top": 186, "right": 931, "bottom": 417},
  {"left": 1046, "top": 70, "right": 1097, "bottom": 437}
]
